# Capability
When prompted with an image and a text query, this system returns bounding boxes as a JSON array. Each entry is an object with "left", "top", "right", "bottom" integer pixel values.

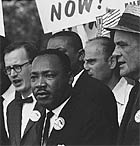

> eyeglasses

[{"left": 4, "top": 61, "right": 30, "bottom": 75}]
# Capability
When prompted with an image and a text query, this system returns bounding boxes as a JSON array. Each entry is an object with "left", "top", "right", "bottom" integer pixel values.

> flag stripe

[{"left": 98, "top": 9, "right": 122, "bottom": 36}]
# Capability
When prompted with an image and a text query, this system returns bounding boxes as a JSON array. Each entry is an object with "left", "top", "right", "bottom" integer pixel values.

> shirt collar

[
  {"left": 46, "top": 97, "right": 70, "bottom": 117},
  {"left": 21, "top": 93, "right": 36, "bottom": 103},
  {"left": 2, "top": 84, "right": 15, "bottom": 100},
  {"left": 113, "top": 77, "right": 133, "bottom": 105},
  {"left": 72, "top": 70, "right": 84, "bottom": 87}
]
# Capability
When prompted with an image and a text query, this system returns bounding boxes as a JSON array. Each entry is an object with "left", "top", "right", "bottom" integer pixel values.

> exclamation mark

[{"left": 98, "top": 0, "right": 103, "bottom": 9}]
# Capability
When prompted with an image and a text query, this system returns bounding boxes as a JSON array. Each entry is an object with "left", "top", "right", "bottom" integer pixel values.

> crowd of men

[{"left": 0, "top": 4, "right": 140, "bottom": 146}]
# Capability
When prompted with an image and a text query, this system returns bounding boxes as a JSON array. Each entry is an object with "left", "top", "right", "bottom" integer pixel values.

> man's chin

[
  {"left": 14, "top": 86, "right": 24, "bottom": 92},
  {"left": 36, "top": 97, "right": 53, "bottom": 108},
  {"left": 120, "top": 69, "right": 129, "bottom": 77}
]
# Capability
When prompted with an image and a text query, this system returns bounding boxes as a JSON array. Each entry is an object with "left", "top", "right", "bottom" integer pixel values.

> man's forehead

[
  {"left": 86, "top": 40, "right": 104, "bottom": 52},
  {"left": 33, "top": 55, "right": 62, "bottom": 69},
  {"left": 114, "top": 30, "right": 137, "bottom": 42},
  {"left": 48, "top": 36, "right": 71, "bottom": 47},
  {"left": 4, "top": 48, "right": 28, "bottom": 62}
]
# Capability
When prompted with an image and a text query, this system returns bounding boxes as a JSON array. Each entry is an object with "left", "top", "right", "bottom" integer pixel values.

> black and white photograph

[{"left": 0, "top": 0, "right": 140, "bottom": 146}]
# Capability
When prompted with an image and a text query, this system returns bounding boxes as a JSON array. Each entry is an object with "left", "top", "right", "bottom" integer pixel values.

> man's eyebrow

[
  {"left": 86, "top": 58, "right": 96, "bottom": 62},
  {"left": 31, "top": 72, "right": 38, "bottom": 75},
  {"left": 115, "top": 41, "right": 128, "bottom": 46},
  {"left": 31, "top": 70, "right": 56, "bottom": 74},
  {"left": 56, "top": 47, "right": 66, "bottom": 51}
]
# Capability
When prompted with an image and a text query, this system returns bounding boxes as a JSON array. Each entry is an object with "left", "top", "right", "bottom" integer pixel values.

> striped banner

[{"left": 96, "top": 8, "right": 121, "bottom": 36}]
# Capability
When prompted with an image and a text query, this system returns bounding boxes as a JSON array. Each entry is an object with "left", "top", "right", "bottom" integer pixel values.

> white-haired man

[{"left": 107, "top": 5, "right": 140, "bottom": 145}]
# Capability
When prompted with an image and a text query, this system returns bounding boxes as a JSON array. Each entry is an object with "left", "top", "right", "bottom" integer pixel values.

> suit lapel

[
  {"left": 23, "top": 119, "right": 34, "bottom": 136},
  {"left": 23, "top": 103, "right": 45, "bottom": 136},
  {"left": 48, "top": 96, "right": 78, "bottom": 144},
  {"left": 7, "top": 92, "right": 22, "bottom": 146}
]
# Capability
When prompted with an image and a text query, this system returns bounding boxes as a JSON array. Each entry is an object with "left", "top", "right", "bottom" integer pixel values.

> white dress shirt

[
  {"left": 42, "top": 97, "right": 70, "bottom": 142},
  {"left": 21, "top": 93, "right": 36, "bottom": 137},
  {"left": 2, "top": 87, "right": 36, "bottom": 138},
  {"left": 113, "top": 77, "right": 133, "bottom": 125}
]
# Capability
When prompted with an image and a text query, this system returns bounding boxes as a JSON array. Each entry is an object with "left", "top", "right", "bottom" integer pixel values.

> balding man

[{"left": 84, "top": 36, "right": 133, "bottom": 125}]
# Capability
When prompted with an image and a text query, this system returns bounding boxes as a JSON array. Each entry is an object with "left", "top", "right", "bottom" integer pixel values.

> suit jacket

[
  {"left": 0, "top": 69, "right": 11, "bottom": 95},
  {"left": 19, "top": 103, "right": 45, "bottom": 146},
  {"left": 74, "top": 71, "right": 119, "bottom": 126},
  {"left": 117, "top": 82, "right": 140, "bottom": 145},
  {"left": 6, "top": 92, "right": 37, "bottom": 146},
  {"left": 0, "top": 96, "right": 9, "bottom": 145},
  {"left": 20, "top": 71, "right": 118, "bottom": 146}
]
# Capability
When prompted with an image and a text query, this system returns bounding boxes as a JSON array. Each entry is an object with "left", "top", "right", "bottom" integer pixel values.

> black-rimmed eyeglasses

[{"left": 4, "top": 61, "right": 30, "bottom": 75}]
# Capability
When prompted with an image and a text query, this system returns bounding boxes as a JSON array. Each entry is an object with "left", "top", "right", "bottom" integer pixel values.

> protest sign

[
  {"left": 0, "top": 0, "right": 5, "bottom": 37},
  {"left": 35, "top": 0, "right": 139, "bottom": 37},
  {"left": 35, "top": 0, "right": 107, "bottom": 33}
]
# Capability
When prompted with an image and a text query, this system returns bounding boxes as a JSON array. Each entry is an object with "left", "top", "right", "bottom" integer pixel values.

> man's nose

[
  {"left": 84, "top": 61, "right": 89, "bottom": 70},
  {"left": 10, "top": 69, "right": 18, "bottom": 77},
  {"left": 38, "top": 76, "right": 46, "bottom": 87},
  {"left": 113, "top": 47, "right": 121, "bottom": 56}
]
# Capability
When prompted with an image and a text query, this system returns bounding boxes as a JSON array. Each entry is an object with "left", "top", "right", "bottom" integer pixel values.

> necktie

[
  {"left": 16, "top": 96, "right": 33, "bottom": 104},
  {"left": 7, "top": 92, "right": 33, "bottom": 146},
  {"left": 42, "top": 111, "right": 54, "bottom": 145}
]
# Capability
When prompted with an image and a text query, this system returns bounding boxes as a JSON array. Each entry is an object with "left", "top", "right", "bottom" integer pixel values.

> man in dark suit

[
  {"left": 22, "top": 49, "right": 118, "bottom": 146},
  {"left": 107, "top": 5, "right": 140, "bottom": 145},
  {"left": 46, "top": 31, "right": 118, "bottom": 126},
  {"left": 2, "top": 41, "right": 38, "bottom": 146},
  {"left": 47, "top": 31, "right": 84, "bottom": 79}
]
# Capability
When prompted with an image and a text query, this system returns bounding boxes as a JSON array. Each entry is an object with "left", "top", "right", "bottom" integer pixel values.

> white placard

[
  {"left": 0, "top": 0, "right": 5, "bottom": 37},
  {"left": 35, "top": 0, "right": 139, "bottom": 34},
  {"left": 35, "top": 0, "right": 106, "bottom": 34}
]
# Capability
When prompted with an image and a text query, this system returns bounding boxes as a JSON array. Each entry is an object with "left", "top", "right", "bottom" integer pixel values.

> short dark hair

[
  {"left": 4, "top": 41, "right": 38, "bottom": 62},
  {"left": 50, "top": 31, "right": 83, "bottom": 52},
  {"left": 36, "top": 49, "right": 71, "bottom": 74},
  {"left": 89, "top": 37, "right": 115, "bottom": 61},
  {"left": 0, "top": 36, "right": 10, "bottom": 65}
]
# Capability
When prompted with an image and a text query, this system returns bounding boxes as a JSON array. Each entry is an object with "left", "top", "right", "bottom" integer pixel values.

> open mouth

[
  {"left": 118, "top": 61, "right": 126, "bottom": 67},
  {"left": 12, "top": 79, "right": 22, "bottom": 86}
]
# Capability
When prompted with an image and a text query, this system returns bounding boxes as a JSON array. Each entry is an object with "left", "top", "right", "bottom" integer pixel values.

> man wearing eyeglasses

[{"left": 2, "top": 41, "right": 38, "bottom": 145}]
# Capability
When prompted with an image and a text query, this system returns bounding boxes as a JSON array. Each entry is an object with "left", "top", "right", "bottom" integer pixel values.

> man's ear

[
  {"left": 68, "top": 72, "right": 74, "bottom": 85},
  {"left": 108, "top": 55, "right": 117, "bottom": 69},
  {"left": 78, "top": 49, "right": 85, "bottom": 61}
]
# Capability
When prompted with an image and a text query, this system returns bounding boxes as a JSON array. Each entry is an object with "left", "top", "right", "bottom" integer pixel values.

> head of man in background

[
  {"left": 31, "top": 49, "right": 73, "bottom": 110},
  {"left": 47, "top": 31, "right": 84, "bottom": 77},
  {"left": 107, "top": 5, "right": 140, "bottom": 81},
  {"left": 4, "top": 41, "right": 38, "bottom": 97},
  {"left": 84, "top": 37, "right": 120, "bottom": 90}
]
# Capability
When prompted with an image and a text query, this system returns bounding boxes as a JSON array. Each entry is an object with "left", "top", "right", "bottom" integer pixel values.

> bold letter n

[{"left": 51, "top": 3, "right": 61, "bottom": 22}]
